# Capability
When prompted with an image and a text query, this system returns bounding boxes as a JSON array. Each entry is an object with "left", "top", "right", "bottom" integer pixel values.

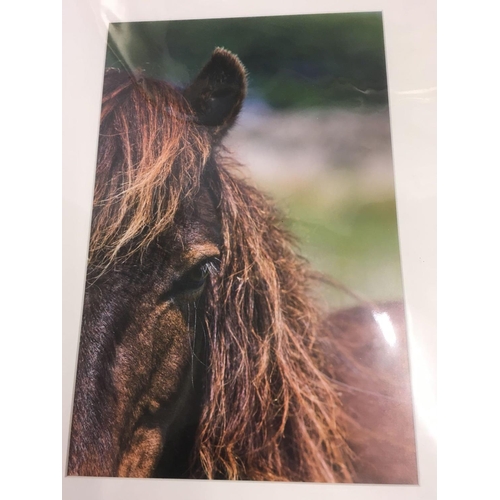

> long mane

[{"left": 92, "top": 69, "right": 354, "bottom": 482}]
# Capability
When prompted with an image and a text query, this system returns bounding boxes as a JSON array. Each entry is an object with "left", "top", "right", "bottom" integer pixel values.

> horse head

[{"left": 68, "top": 49, "right": 247, "bottom": 477}]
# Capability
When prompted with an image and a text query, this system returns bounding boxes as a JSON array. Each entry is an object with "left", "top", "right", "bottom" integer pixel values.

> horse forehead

[{"left": 176, "top": 186, "right": 222, "bottom": 252}]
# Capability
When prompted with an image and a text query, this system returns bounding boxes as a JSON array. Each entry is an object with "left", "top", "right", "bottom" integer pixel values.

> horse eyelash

[
  {"left": 204, "top": 259, "right": 220, "bottom": 276},
  {"left": 159, "top": 258, "right": 220, "bottom": 302}
]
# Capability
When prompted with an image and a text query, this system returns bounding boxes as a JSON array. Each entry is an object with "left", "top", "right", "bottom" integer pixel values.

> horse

[{"left": 67, "top": 48, "right": 417, "bottom": 483}]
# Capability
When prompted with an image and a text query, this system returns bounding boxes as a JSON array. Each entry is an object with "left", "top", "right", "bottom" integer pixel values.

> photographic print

[{"left": 67, "top": 12, "right": 418, "bottom": 483}]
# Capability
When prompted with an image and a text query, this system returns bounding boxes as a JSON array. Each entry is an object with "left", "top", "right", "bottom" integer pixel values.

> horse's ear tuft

[{"left": 183, "top": 48, "right": 247, "bottom": 137}]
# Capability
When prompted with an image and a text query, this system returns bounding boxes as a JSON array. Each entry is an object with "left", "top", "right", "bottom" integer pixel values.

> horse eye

[
  {"left": 185, "top": 262, "right": 211, "bottom": 288},
  {"left": 159, "top": 260, "right": 217, "bottom": 302}
]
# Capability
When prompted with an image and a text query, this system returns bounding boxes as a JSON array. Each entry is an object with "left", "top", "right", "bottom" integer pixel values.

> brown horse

[{"left": 68, "top": 48, "right": 417, "bottom": 483}]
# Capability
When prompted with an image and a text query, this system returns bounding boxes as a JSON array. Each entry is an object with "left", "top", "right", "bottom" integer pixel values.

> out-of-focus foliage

[
  {"left": 106, "top": 13, "right": 388, "bottom": 109},
  {"left": 283, "top": 182, "right": 403, "bottom": 305}
]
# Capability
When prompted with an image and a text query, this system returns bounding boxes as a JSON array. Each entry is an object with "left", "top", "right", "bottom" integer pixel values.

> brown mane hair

[
  {"left": 90, "top": 69, "right": 212, "bottom": 271},
  {"left": 91, "top": 68, "right": 356, "bottom": 482}
]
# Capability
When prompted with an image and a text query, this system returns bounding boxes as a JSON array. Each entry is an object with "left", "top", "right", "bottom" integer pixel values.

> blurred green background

[
  {"left": 107, "top": 13, "right": 389, "bottom": 109},
  {"left": 105, "top": 13, "right": 403, "bottom": 307}
]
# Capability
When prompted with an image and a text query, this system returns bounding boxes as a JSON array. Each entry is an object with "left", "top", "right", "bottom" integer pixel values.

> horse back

[{"left": 321, "top": 302, "right": 418, "bottom": 484}]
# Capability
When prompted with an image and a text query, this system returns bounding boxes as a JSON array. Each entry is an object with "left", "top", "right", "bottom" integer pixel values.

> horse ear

[{"left": 183, "top": 48, "right": 247, "bottom": 137}]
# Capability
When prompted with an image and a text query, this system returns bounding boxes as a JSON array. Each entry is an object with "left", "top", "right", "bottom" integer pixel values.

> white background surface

[
  {"left": 61, "top": 1, "right": 436, "bottom": 499},
  {"left": 9, "top": 0, "right": 500, "bottom": 498}
]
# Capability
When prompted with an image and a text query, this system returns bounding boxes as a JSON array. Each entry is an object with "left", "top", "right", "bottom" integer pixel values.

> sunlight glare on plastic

[{"left": 373, "top": 311, "right": 397, "bottom": 347}]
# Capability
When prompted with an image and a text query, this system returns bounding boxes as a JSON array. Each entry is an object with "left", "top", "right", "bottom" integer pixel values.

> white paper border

[{"left": 62, "top": 1, "right": 436, "bottom": 498}]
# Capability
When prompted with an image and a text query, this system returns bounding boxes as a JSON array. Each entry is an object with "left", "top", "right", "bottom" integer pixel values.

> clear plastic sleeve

[{"left": 63, "top": 1, "right": 436, "bottom": 498}]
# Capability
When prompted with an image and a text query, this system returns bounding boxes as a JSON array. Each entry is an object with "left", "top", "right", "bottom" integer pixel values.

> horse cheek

[
  {"left": 114, "top": 306, "right": 194, "bottom": 477},
  {"left": 116, "top": 427, "right": 164, "bottom": 477}
]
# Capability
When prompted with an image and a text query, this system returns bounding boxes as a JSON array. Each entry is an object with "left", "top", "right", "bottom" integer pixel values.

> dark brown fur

[{"left": 68, "top": 49, "right": 417, "bottom": 483}]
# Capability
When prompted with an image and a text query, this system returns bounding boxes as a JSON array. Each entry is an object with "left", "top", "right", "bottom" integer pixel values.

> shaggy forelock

[{"left": 89, "top": 69, "right": 212, "bottom": 271}]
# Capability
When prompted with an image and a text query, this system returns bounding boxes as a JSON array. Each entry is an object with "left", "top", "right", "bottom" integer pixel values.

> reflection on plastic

[{"left": 373, "top": 311, "right": 397, "bottom": 347}]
